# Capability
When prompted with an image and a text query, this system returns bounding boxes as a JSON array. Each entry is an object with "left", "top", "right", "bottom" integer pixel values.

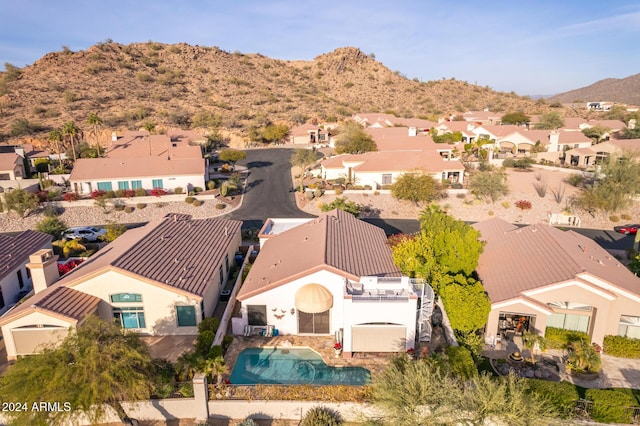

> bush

[
  {"left": 134, "top": 188, "right": 147, "bottom": 197},
  {"left": 609, "top": 215, "right": 620, "bottom": 223},
  {"left": 193, "top": 187, "right": 203, "bottom": 193},
  {"left": 566, "top": 173, "right": 584, "bottom": 187},
  {"left": 174, "top": 186, "right": 183, "bottom": 194},
  {"left": 115, "top": 189, "right": 135, "bottom": 198},
  {"left": 192, "top": 199, "right": 202, "bottom": 207},
  {"left": 305, "top": 191, "right": 315, "bottom": 200},
  {"left": 198, "top": 317, "right": 220, "bottom": 334},
  {"left": 136, "top": 203, "right": 146, "bottom": 209},
  {"left": 206, "top": 180, "right": 216, "bottom": 190},
  {"left": 300, "top": 406, "right": 343, "bottom": 426},
  {"left": 446, "top": 346, "right": 477, "bottom": 379},
  {"left": 42, "top": 204, "right": 61, "bottom": 217},
  {"left": 451, "top": 183, "right": 463, "bottom": 189},
  {"left": 150, "top": 188, "right": 167, "bottom": 197},
  {"left": 238, "top": 419, "right": 258, "bottom": 426},
  {"left": 502, "top": 158, "right": 515, "bottom": 168},
  {"left": 90, "top": 190, "right": 106, "bottom": 199},
  {"left": 621, "top": 213, "right": 632, "bottom": 220},
  {"left": 456, "top": 193, "right": 466, "bottom": 199},
  {"left": 63, "top": 192, "right": 79, "bottom": 201},
  {"left": 544, "top": 327, "right": 590, "bottom": 349},
  {"left": 334, "top": 186, "right": 343, "bottom": 195},
  {"left": 320, "top": 197, "right": 361, "bottom": 217},
  {"left": 586, "top": 388, "right": 635, "bottom": 424},
  {"left": 525, "top": 379, "right": 579, "bottom": 419},
  {"left": 603, "top": 335, "right": 640, "bottom": 359},
  {"left": 124, "top": 206, "right": 135, "bottom": 213},
  {"left": 35, "top": 216, "right": 67, "bottom": 237},
  {"left": 515, "top": 200, "right": 532, "bottom": 210},
  {"left": 185, "top": 196, "right": 195, "bottom": 204},
  {"left": 113, "top": 203, "right": 126, "bottom": 212},
  {"left": 215, "top": 203, "right": 226, "bottom": 209}
]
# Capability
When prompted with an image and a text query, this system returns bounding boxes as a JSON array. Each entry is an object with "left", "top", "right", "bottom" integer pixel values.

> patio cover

[{"left": 295, "top": 284, "right": 333, "bottom": 313}]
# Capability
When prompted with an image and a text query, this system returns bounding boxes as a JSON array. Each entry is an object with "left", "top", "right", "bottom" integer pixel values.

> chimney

[
  {"left": 548, "top": 131, "right": 560, "bottom": 152},
  {"left": 26, "top": 249, "right": 60, "bottom": 294}
]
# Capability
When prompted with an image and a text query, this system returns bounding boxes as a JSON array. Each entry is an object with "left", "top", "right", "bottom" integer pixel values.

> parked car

[
  {"left": 62, "top": 226, "right": 107, "bottom": 242},
  {"left": 613, "top": 224, "right": 640, "bottom": 235}
]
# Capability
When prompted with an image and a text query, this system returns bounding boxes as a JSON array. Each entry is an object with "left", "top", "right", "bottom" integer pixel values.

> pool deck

[{"left": 224, "top": 335, "right": 398, "bottom": 381}]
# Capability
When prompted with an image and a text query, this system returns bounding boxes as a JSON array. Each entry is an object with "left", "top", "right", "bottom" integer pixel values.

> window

[
  {"left": 26, "top": 267, "right": 31, "bottom": 279},
  {"left": 118, "top": 181, "right": 130, "bottom": 190},
  {"left": 618, "top": 315, "right": 640, "bottom": 339},
  {"left": 97, "top": 182, "right": 113, "bottom": 191},
  {"left": 113, "top": 307, "right": 146, "bottom": 329},
  {"left": 298, "top": 310, "right": 330, "bottom": 334},
  {"left": 176, "top": 306, "right": 197, "bottom": 327},
  {"left": 219, "top": 266, "right": 224, "bottom": 284},
  {"left": 247, "top": 305, "right": 267, "bottom": 326},
  {"left": 16, "top": 270, "right": 24, "bottom": 289},
  {"left": 110, "top": 293, "right": 143, "bottom": 303},
  {"left": 152, "top": 179, "right": 163, "bottom": 189},
  {"left": 131, "top": 180, "right": 143, "bottom": 189},
  {"left": 546, "top": 313, "right": 590, "bottom": 333},
  {"left": 382, "top": 174, "right": 392, "bottom": 185}
]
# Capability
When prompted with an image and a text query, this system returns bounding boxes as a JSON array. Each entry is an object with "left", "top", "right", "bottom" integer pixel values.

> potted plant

[{"left": 333, "top": 342, "right": 342, "bottom": 357}]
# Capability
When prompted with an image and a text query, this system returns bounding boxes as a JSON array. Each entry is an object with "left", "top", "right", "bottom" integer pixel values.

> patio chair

[
  {"left": 264, "top": 325, "right": 275, "bottom": 337},
  {"left": 243, "top": 325, "right": 252, "bottom": 336}
]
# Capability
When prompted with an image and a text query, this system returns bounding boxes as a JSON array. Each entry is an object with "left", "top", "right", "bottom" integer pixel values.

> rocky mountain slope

[
  {"left": 547, "top": 73, "right": 640, "bottom": 105},
  {"left": 0, "top": 42, "right": 549, "bottom": 142}
]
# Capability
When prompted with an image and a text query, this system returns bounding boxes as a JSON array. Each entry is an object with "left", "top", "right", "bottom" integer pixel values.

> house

[
  {"left": 0, "top": 214, "right": 242, "bottom": 360},
  {"left": 235, "top": 209, "right": 435, "bottom": 355},
  {"left": 364, "top": 127, "right": 451, "bottom": 154},
  {"left": 0, "top": 153, "right": 25, "bottom": 180},
  {"left": 0, "top": 231, "right": 53, "bottom": 316},
  {"left": 563, "top": 138, "right": 640, "bottom": 167},
  {"left": 433, "top": 121, "right": 478, "bottom": 143},
  {"left": 289, "top": 124, "right": 330, "bottom": 145},
  {"left": 473, "top": 218, "right": 640, "bottom": 346},
  {"left": 462, "top": 110, "right": 503, "bottom": 126},
  {"left": 353, "top": 113, "right": 397, "bottom": 128}
]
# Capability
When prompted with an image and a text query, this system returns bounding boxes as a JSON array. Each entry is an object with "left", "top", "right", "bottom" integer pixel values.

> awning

[{"left": 295, "top": 284, "right": 333, "bottom": 313}]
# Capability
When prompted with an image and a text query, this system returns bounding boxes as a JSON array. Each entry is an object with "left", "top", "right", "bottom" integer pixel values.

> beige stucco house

[
  {"left": 0, "top": 153, "right": 25, "bottom": 180},
  {"left": 0, "top": 214, "right": 242, "bottom": 360},
  {"left": 235, "top": 209, "right": 434, "bottom": 356},
  {"left": 473, "top": 218, "right": 640, "bottom": 346}
]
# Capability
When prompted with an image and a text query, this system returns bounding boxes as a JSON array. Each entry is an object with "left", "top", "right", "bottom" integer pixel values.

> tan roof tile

[
  {"left": 0, "top": 153, "right": 20, "bottom": 171},
  {"left": 69, "top": 157, "right": 204, "bottom": 181}
]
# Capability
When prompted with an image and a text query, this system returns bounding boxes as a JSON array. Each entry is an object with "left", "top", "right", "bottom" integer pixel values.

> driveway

[{"left": 225, "top": 148, "right": 315, "bottom": 228}]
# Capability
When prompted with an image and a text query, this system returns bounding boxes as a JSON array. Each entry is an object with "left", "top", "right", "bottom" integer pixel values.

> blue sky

[{"left": 1, "top": 0, "right": 639, "bottom": 96}]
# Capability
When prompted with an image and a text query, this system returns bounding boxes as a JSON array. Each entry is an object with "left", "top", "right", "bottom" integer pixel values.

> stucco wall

[
  {"left": 71, "top": 174, "right": 206, "bottom": 195},
  {"left": 1, "top": 311, "right": 74, "bottom": 359}
]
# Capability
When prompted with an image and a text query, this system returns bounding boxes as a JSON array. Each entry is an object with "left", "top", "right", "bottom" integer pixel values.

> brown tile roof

[
  {"left": 0, "top": 152, "right": 20, "bottom": 171},
  {"left": 476, "top": 125, "right": 523, "bottom": 137},
  {"left": 473, "top": 218, "right": 640, "bottom": 303},
  {"left": 563, "top": 117, "right": 588, "bottom": 129},
  {"left": 365, "top": 127, "right": 439, "bottom": 151},
  {"left": 558, "top": 130, "right": 592, "bottom": 144},
  {"left": 35, "top": 286, "right": 101, "bottom": 321},
  {"left": 237, "top": 209, "right": 401, "bottom": 300},
  {"left": 322, "top": 150, "right": 464, "bottom": 173},
  {"left": 610, "top": 138, "right": 640, "bottom": 152},
  {"left": 590, "top": 120, "right": 627, "bottom": 130},
  {"left": 106, "top": 133, "right": 202, "bottom": 159},
  {"left": 290, "top": 123, "right": 322, "bottom": 136},
  {"left": 0, "top": 231, "right": 52, "bottom": 282},
  {"left": 69, "top": 157, "right": 205, "bottom": 181}
]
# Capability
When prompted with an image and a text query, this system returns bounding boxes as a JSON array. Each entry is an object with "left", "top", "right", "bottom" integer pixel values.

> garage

[
  {"left": 11, "top": 326, "right": 68, "bottom": 356},
  {"left": 351, "top": 324, "right": 406, "bottom": 352}
]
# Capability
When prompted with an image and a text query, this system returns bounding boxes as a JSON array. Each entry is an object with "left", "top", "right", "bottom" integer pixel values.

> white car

[{"left": 62, "top": 226, "right": 107, "bottom": 242}]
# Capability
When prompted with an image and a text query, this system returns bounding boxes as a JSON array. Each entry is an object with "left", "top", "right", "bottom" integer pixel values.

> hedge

[
  {"left": 446, "top": 346, "right": 477, "bottom": 379},
  {"left": 525, "top": 379, "right": 579, "bottom": 419},
  {"left": 586, "top": 388, "right": 636, "bottom": 424},
  {"left": 544, "top": 327, "right": 590, "bottom": 349},
  {"left": 603, "top": 335, "right": 640, "bottom": 359}
]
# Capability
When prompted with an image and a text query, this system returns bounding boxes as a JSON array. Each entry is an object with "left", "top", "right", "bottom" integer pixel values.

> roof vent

[{"left": 597, "top": 259, "right": 604, "bottom": 265}]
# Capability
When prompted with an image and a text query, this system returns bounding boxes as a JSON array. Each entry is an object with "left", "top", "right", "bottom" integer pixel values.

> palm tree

[
  {"left": 62, "top": 121, "right": 80, "bottom": 161},
  {"left": 143, "top": 121, "right": 156, "bottom": 156},
  {"left": 204, "top": 356, "right": 227, "bottom": 385},
  {"left": 48, "top": 129, "right": 63, "bottom": 168},
  {"left": 87, "top": 113, "right": 103, "bottom": 156}
]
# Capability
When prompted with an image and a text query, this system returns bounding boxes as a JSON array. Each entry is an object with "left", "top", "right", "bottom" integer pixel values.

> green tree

[
  {"left": 261, "top": 123, "right": 289, "bottom": 143},
  {"left": 334, "top": 121, "right": 377, "bottom": 154},
  {"left": 468, "top": 169, "right": 509, "bottom": 202},
  {"left": 0, "top": 316, "right": 155, "bottom": 425},
  {"left": 48, "top": 129, "right": 64, "bottom": 168},
  {"left": 10, "top": 118, "right": 42, "bottom": 137},
  {"left": 534, "top": 111, "right": 564, "bottom": 130},
  {"left": 4, "top": 62, "right": 22, "bottom": 82},
  {"left": 3, "top": 187, "right": 39, "bottom": 217},
  {"left": 500, "top": 111, "right": 530, "bottom": 125},
  {"left": 621, "top": 126, "right": 640, "bottom": 139},
  {"left": 101, "top": 221, "right": 127, "bottom": 242},
  {"left": 35, "top": 216, "right": 67, "bottom": 237},
  {"left": 602, "top": 104, "right": 629, "bottom": 121},
  {"left": 432, "top": 131, "right": 463, "bottom": 143},
  {"left": 391, "top": 173, "right": 442, "bottom": 204},
  {"left": 291, "top": 148, "right": 319, "bottom": 191},
  {"left": 62, "top": 121, "right": 80, "bottom": 161},
  {"left": 218, "top": 148, "right": 247, "bottom": 168},
  {"left": 191, "top": 111, "right": 222, "bottom": 129},
  {"left": 143, "top": 121, "right": 156, "bottom": 156},
  {"left": 87, "top": 112, "right": 103, "bottom": 156},
  {"left": 440, "top": 276, "right": 491, "bottom": 333},
  {"left": 581, "top": 125, "right": 610, "bottom": 144},
  {"left": 34, "top": 158, "right": 50, "bottom": 173},
  {"left": 391, "top": 232, "right": 439, "bottom": 280},
  {"left": 320, "top": 197, "right": 361, "bottom": 217},
  {"left": 629, "top": 253, "right": 640, "bottom": 276}
]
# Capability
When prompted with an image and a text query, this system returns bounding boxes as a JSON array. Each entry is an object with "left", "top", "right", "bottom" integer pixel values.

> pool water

[{"left": 229, "top": 348, "right": 370, "bottom": 385}]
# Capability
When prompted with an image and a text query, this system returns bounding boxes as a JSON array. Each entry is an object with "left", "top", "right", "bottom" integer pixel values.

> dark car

[{"left": 614, "top": 224, "right": 640, "bottom": 235}]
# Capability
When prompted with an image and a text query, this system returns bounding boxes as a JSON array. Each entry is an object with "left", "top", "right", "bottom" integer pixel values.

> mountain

[
  {"left": 547, "top": 73, "right": 640, "bottom": 105},
  {"left": 0, "top": 42, "right": 548, "bottom": 141}
]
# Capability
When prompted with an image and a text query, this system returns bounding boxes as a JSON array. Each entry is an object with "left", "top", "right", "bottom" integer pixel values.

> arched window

[{"left": 110, "top": 293, "right": 143, "bottom": 303}]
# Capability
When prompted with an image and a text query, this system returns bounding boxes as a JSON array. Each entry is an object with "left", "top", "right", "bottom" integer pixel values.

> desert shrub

[
  {"left": 115, "top": 189, "right": 135, "bottom": 198},
  {"left": 90, "top": 190, "right": 106, "bottom": 199},
  {"left": 185, "top": 196, "right": 195, "bottom": 204},
  {"left": 173, "top": 186, "right": 183, "bottom": 194},
  {"left": 193, "top": 187, "right": 203, "bottom": 193},
  {"left": 300, "top": 406, "right": 343, "bottom": 426},
  {"left": 586, "top": 388, "right": 635, "bottom": 424},
  {"left": 314, "top": 188, "right": 324, "bottom": 198},
  {"left": 320, "top": 197, "right": 361, "bottom": 217},
  {"left": 105, "top": 190, "right": 116, "bottom": 199},
  {"left": 215, "top": 203, "right": 226, "bottom": 209},
  {"left": 620, "top": 213, "right": 632, "bottom": 220},
  {"left": 373, "top": 191, "right": 380, "bottom": 196},
  {"left": 446, "top": 346, "right": 477, "bottom": 379},
  {"left": 206, "top": 180, "right": 216, "bottom": 190},
  {"left": 35, "top": 191, "right": 49, "bottom": 203},
  {"left": 515, "top": 200, "right": 532, "bottom": 210},
  {"left": 136, "top": 203, "right": 146, "bottom": 209},
  {"left": 513, "top": 158, "right": 534, "bottom": 169},
  {"left": 192, "top": 199, "right": 202, "bottom": 207},
  {"left": 456, "top": 193, "right": 466, "bottom": 199},
  {"left": 63, "top": 192, "right": 79, "bottom": 201},
  {"left": 124, "top": 206, "right": 135, "bottom": 213},
  {"left": 533, "top": 181, "right": 548, "bottom": 197},
  {"left": 502, "top": 158, "right": 515, "bottom": 168},
  {"left": 501, "top": 201, "right": 511, "bottom": 209},
  {"left": 363, "top": 185, "right": 372, "bottom": 190},
  {"left": 525, "top": 379, "right": 579, "bottom": 419},
  {"left": 150, "top": 188, "right": 167, "bottom": 197},
  {"left": 544, "top": 327, "right": 590, "bottom": 349},
  {"left": 565, "top": 173, "right": 584, "bottom": 187},
  {"left": 42, "top": 204, "right": 61, "bottom": 217},
  {"left": 134, "top": 188, "right": 147, "bottom": 197},
  {"left": 238, "top": 419, "right": 258, "bottom": 426},
  {"left": 488, "top": 210, "right": 494, "bottom": 216},
  {"left": 609, "top": 215, "right": 620, "bottom": 223},
  {"left": 451, "top": 183, "right": 463, "bottom": 189},
  {"left": 35, "top": 216, "right": 67, "bottom": 237},
  {"left": 603, "top": 335, "right": 640, "bottom": 359},
  {"left": 334, "top": 186, "right": 343, "bottom": 195},
  {"left": 305, "top": 191, "right": 315, "bottom": 200},
  {"left": 113, "top": 202, "right": 126, "bottom": 211}
]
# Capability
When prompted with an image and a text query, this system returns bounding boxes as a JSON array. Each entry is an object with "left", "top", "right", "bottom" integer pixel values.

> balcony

[{"left": 345, "top": 276, "right": 431, "bottom": 303}]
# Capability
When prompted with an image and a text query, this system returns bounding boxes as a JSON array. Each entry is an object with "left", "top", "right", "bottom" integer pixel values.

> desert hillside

[
  {"left": 0, "top": 42, "right": 550, "bottom": 142},
  {"left": 547, "top": 73, "right": 640, "bottom": 105}
]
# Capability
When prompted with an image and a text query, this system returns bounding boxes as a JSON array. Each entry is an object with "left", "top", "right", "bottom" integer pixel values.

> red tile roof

[
  {"left": 237, "top": 209, "right": 401, "bottom": 300},
  {"left": 0, "top": 230, "right": 52, "bottom": 282}
]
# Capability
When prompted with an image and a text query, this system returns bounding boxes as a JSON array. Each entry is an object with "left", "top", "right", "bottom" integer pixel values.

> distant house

[
  {"left": 0, "top": 214, "right": 242, "bottom": 360},
  {"left": 289, "top": 124, "right": 330, "bottom": 145},
  {"left": 462, "top": 110, "right": 503, "bottom": 126},
  {"left": 473, "top": 218, "right": 640, "bottom": 346},
  {"left": 0, "top": 231, "right": 52, "bottom": 316},
  {"left": 433, "top": 121, "right": 478, "bottom": 143},
  {"left": 0, "top": 153, "right": 25, "bottom": 180},
  {"left": 235, "top": 209, "right": 434, "bottom": 355},
  {"left": 564, "top": 137, "right": 640, "bottom": 167}
]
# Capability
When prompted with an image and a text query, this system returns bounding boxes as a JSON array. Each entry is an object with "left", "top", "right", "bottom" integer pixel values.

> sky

[{"left": 1, "top": 0, "right": 639, "bottom": 96}]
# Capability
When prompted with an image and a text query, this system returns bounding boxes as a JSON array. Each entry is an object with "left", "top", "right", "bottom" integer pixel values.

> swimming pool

[{"left": 229, "top": 347, "right": 370, "bottom": 385}]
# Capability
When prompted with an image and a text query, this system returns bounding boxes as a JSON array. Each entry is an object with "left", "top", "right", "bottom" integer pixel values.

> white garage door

[
  {"left": 12, "top": 327, "right": 67, "bottom": 356},
  {"left": 351, "top": 324, "right": 406, "bottom": 352}
]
